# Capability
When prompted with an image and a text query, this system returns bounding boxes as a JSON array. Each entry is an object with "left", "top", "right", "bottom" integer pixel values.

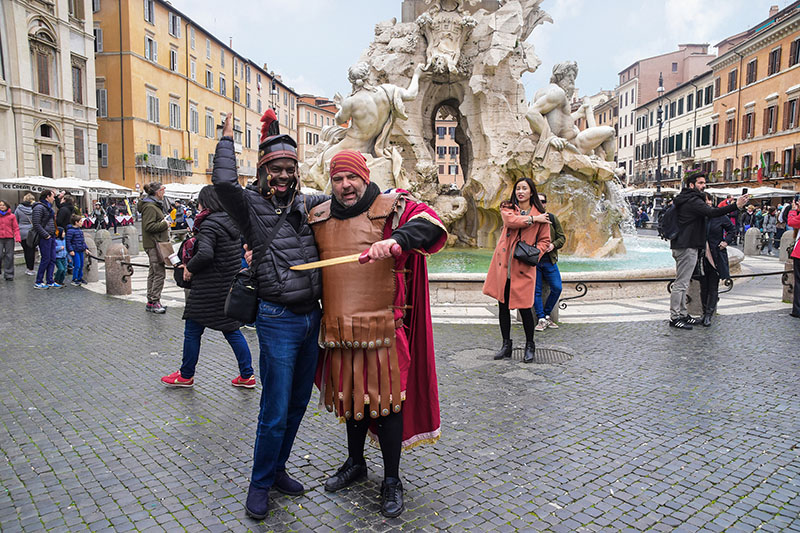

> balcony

[
  {"left": 678, "top": 149, "right": 694, "bottom": 161},
  {"left": 239, "top": 165, "right": 256, "bottom": 177},
  {"left": 135, "top": 154, "right": 192, "bottom": 178}
]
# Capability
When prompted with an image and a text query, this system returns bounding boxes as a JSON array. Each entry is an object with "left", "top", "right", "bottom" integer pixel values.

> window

[
  {"left": 746, "top": 59, "right": 757, "bottom": 84},
  {"left": 727, "top": 69, "right": 737, "bottom": 92},
  {"left": 742, "top": 155, "right": 752, "bottom": 179},
  {"left": 741, "top": 111, "right": 754, "bottom": 139},
  {"left": 234, "top": 84, "right": 240, "bottom": 103},
  {"left": 724, "top": 118, "right": 734, "bottom": 144},
  {"left": 234, "top": 58, "right": 238, "bottom": 77},
  {"left": 437, "top": 126, "right": 446, "bottom": 139},
  {"left": 206, "top": 39, "right": 211, "bottom": 59},
  {"left": 448, "top": 165, "right": 458, "bottom": 175},
  {"left": 669, "top": 101, "right": 676, "bottom": 118},
  {"left": 675, "top": 132, "right": 683, "bottom": 152},
  {"left": 193, "top": 148, "right": 198, "bottom": 168},
  {"left": 205, "top": 111, "right": 214, "bottom": 137},
  {"left": 700, "top": 124, "right": 710, "bottom": 146},
  {"left": 677, "top": 97, "right": 684, "bottom": 115},
  {"left": 437, "top": 146, "right": 446, "bottom": 159},
  {"left": 624, "top": 92, "right": 628, "bottom": 107},
  {"left": 190, "top": 59, "right": 196, "bottom": 80},
  {"left": 93, "top": 28, "right": 103, "bottom": 52},
  {"left": 144, "top": 36, "right": 157, "bottom": 62},
  {"left": 714, "top": 77, "right": 720, "bottom": 97},
  {"left": 705, "top": 85, "right": 713, "bottom": 105},
  {"left": 208, "top": 153, "right": 214, "bottom": 169},
  {"left": 233, "top": 119, "right": 242, "bottom": 145},
  {"left": 246, "top": 127, "right": 251, "bottom": 149},
  {"left": 169, "top": 101, "right": 180, "bottom": 129},
  {"left": 257, "top": 99, "right": 261, "bottom": 113},
  {"left": 686, "top": 130, "right": 691, "bottom": 151},
  {"left": 711, "top": 123, "right": 718, "bottom": 146},
  {"left": 671, "top": 62, "right": 678, "bottom": 72},
  {"left": 696, "top": 89, "right": 703, "bottom": 108},
  {"left": 190, "top": 27, "right": 195, "bottom": 50},
  {"left": 219, "top": 76, "right": 226, "bottom": 96},
  {"left": 147, "top": 144, "right": 161, "bottom": 156},
  {"left": 284, "top": 91, "right": 288, "bottom": 105},
  {"left": 763, "top": 105, "right": 777, "bottom": 134},
  {"left": 220, "top": 49, "right": 225, "bottom": 68},
  {"left": 246, "top": 92, "right": 251, "bottom": 108},
  {"left": 168, "top": 13, "right": 181, "bottom": 37},
  {"left": 92, "top": 0, "right": 100, "bottom": 12},
  {"left": 97, "top": 143, "right": 108, "bottom": 167},
  {"left": 40, "top": 124, "right": 52, "bottom": 138},
  {"left": 724, "top": 158, "right": 733, "bottom": 180},
  {"left": 449, "top": 146, "right": 459, "bottom": 158},
  {"left": 169, "top": 49, "right": 178, "bottom": 72},
  {"left": 189, "top": 104, "right": 199, "bottom": 133},
  {"left": 205, "top": 70, "right": 213, "bottom": 90},
  {"left": 768, "top": 47, "right": 781, "bottom": 76},
  {"left": 68, "top": 0, "right": 85, "bottom": 19},
  {"left": 146, "top": 92, "right": 159, "bottom": 123},
  {"left": 144, "top": 0, "right": 154, "bottom": 24},
  {"left": 246, "top": 66, "right": 250, "bottom": 83},
  {"left": 73, "top": 128, "right": 85, "bottom": 165},
  {"left": 96, "top": 88, "right": 107, "bottom": 117},
  {"left": 438, "top": 165, "right": 444, "bottom": 175},
  {"left": 784, "top": 98, "right": 798, "bottom": 129},
  {"left": 790, "top": 39, "right": 800, "bottom": 67},
  {"left": 71, "top": 64, "right": 83, "bottom": 104},
  {"left": 783, "top": 149, "right": 794, "bottom": 176}
]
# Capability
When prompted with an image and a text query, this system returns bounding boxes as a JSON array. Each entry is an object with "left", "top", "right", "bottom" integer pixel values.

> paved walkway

[{"left": 1, "top": 266, "right": 798, "bottom": 531}]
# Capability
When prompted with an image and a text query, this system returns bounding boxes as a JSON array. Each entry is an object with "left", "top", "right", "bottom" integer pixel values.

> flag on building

[{"left": 756, "top": 152, "right": 766, "bottom": 183}]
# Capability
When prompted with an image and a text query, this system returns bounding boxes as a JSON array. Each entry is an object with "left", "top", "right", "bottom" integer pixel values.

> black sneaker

[
  {"left": 380, "top": 477, "right": 404, "bottom": 518},
  {"left": 681, "top": 315, "right": 701, "bottom": 325},
  {"left": 669, "top": 317, "right": 693, "bottom": 330},
  {"left": 324, "top": 458, "right": 367, "bottom": 492}
]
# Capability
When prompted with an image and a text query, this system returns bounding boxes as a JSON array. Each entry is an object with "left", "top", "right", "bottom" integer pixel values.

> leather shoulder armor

[
  {"left": 308, "top": 200, "right": 332, "bottom": 225},
  {"left": 367, "top": 193, "right": 401, "bottom": 220}
]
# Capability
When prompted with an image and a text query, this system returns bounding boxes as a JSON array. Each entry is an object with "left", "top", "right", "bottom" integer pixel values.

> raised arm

[{"left": 397, "top": 64, "right": 425, "bottom": 102}]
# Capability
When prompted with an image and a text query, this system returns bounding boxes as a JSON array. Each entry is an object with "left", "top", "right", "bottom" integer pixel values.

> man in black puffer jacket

[
  {"left": 213, "top": 110, "right": 327, "bottom": 520},
  {"left": 669, "top": 171, "right": 748, "bottom": 329}
]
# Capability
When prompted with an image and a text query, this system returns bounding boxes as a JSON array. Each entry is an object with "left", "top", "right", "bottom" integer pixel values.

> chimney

[{"left": 769, "top": 5, "right": 779, "bottom": 18}]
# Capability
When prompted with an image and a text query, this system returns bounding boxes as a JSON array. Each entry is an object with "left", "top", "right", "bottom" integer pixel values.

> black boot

[
  {"left": 493, "top": 339, "right": 512, "bottom": 360},
  {"left": 523, "top": 340, "right": 535, "bottom": 363},
  {"left": 380, "top": 477, "right": 404, "bottom": 518},
  {"left": 702, "top": 314, "right": 712, "bottom": 327}
]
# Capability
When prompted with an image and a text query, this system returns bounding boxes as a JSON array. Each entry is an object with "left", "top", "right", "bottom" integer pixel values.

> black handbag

[
  {"left": 26, "top": 229, "right": 40, "bottom": 248},
  {"left": 224, "top": 206, "right": 289, "bottom": 324},
  {"left": 514, "top": 239, "right": 541, "bottom": 266}
]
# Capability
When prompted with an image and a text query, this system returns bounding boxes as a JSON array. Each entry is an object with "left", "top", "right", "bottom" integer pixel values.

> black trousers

[
  {"left": 699, "top": 257, "right": 720, "bottom": 316},
  {"left": 793, "top": 258, "right": 800, "bottom": 316},
  {"left": 20, "top": 239, "right": 36, "bottom": 270}
]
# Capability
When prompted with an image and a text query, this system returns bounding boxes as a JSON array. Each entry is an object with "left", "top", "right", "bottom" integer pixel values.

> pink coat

[
  {"left": 0, "top": 211, "right": 20, "bottom": 242},
  {"left": 787, "top": 209, "right": 800, "bottom": 260},
  {"left": 482, "top": 205, "right": 552, "bottom": 309}
]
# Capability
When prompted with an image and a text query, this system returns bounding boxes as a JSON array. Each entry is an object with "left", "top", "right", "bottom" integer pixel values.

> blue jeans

[
  {"left": 72, "top": 251, "right": 84, "bottom": 282},
  {"left": 36, "top": 237, "right": 56, "bottom": 284},
  {"left": 180, "top": 318, "right": 253, "bottom": 379},
  {"left": 251, "top": 300, "right": 321, "bottom": 489},
  {"left": 534, "top": 256, "right": 563, "bottom": 319}
]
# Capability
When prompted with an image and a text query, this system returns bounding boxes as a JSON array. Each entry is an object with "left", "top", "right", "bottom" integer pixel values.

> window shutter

[
  {"left": 763, "top": 109, "right": 769, "bottom": 135},
  {"left": 741, "top": 115, "right": 748, "bottom": 140},
  {"left": 153, "top": 41, "right": 157, "bottom": 62},
  {"left": 776, "top": 48, "right": 782, "bottom": 72},
  {"left": 784, "top": 102, "right": 791, "bottom": 130}
]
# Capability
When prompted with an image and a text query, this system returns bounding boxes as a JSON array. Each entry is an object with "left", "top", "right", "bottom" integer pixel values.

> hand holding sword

[{"left": 291, "top": 239, "right": 402, "bottom": 271}]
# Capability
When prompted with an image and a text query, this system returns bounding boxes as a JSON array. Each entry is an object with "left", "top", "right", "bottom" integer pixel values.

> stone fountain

[{"left": 301, "top": 0, "right": 631, "bottom": 257}]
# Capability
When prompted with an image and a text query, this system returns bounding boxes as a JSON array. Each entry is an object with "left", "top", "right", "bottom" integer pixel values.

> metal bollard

[
  {"left": 94, "top": 229, "right": 111, "bottom": 259},
  {"left": 121, "top": 225, "right": 139, "bottom": 256},
  {"left": 104, "top": 243, "right": 132, "bottom": 296},
  {"left": 84, "top": 236, "right": 100, "bottom": 283}
]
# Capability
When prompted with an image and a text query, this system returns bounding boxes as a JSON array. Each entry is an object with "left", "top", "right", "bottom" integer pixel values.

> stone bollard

[
  {"left": 84, "top": 236, "right": 100, "bottom": 283},
  {"left": 121, "top": 225, "right": 139, "bottom": 256},
  {"left": 94, "top": 229, "right": 111, "bottom": 259},
  {"left": 687, "top": 279, "right": 703, "bottom": 317},
  {"left": 743, "top": 227, "right": 762, "bottom": 256},
  {"left": 783, "top": 259, "right": 795, "bottom": 304},
  {"left": 779, "top": 230, "right": 795, "bottom": 262},
  {"left": 104, "top": 244, "right": 132, "bottom": 296}
]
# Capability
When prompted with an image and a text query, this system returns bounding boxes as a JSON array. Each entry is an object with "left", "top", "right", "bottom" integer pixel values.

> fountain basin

[{"left": 428, "top": 239, "right": 744, "bottom": 305}]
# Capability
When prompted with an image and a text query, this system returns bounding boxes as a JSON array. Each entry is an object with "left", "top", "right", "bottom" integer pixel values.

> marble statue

[
  {"left": 301, "top": 0, "right": 631, "bottom": 256},
  {"left": 526, "top": 61, "right": 616, "bottom": 161}
]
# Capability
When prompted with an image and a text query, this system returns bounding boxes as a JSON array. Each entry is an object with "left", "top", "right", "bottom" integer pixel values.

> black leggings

[
  {"left": 498, "top": 279, "right": 536, "bottom": 342},
  {"left": 346, "top": 407, "right": 404, "bottom": 480}
]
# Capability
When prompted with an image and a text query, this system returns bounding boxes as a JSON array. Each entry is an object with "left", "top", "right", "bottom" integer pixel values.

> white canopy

[
  {"left": 163, "top": 183, "right": 205, "bottom": 200},
  {"left": 0, "top": 176, "right": 135, "bottom": 197},
  {"left": 622, "top": 187, "right": 680, "bottom": 197},
  {"left": 706, "top": 186, "right": 797, "bottom": 199}
]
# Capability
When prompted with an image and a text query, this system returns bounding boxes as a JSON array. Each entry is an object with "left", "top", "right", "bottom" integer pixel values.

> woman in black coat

[
  {"left": 161, "top": 186, "right": 255, "bottom": 388},
  {"left": 700, "top": 193, "right": 735, "bottom": 327}
]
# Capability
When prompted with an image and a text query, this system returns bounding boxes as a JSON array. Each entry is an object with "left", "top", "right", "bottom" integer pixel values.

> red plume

[{"left": 259, "top": 109, "right": 279, "bottom": 144}]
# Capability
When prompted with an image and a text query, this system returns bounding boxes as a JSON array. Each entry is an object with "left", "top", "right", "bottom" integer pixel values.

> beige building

[
  {"left": 93, "top": 0, "right": 298, "bottom": 190},
  {"left": 435, "top": 113, "right": 464, "bottom": 188},
  {"left": 296, "top": 95, "right": 336, "bottom": 164},
  {"left": 633, "top": 71, "right": 715, "bottom": 188},
  {"left": 0, "top": 0, "right": 98, "bottom": 181},
  {"left": 616, "top": 44, "right": 716, "bottom": 179},
  {"left": 708, "top": 2, "right": 800, "bottom": 190}
]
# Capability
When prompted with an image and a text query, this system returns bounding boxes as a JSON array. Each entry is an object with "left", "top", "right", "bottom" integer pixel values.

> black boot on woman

[
  {"left": 523, "top": 340, "right": 536, "bottom": 363},
  {"left": 493, "top": 339, "right": 513, "bottom": 360}
]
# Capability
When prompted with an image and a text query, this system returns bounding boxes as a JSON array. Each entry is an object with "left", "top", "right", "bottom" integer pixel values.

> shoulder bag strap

[{"left": 249, "top": 205, "right": 290, "bottom": 272}]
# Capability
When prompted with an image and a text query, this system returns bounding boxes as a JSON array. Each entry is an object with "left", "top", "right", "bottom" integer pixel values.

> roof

[
  {"left": 617, "top": 44, "right": 712, "bottom": 76},
  {"left": 634, "top": 70, "right": 713, "bottom": 111},
  {"left": 714, "top": 0, "right": 800, "bottom": 49}
]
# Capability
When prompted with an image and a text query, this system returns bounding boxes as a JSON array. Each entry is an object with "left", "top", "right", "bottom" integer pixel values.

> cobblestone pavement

[{"left": 1, "top": 277, "right": 799, "bottom": 532}]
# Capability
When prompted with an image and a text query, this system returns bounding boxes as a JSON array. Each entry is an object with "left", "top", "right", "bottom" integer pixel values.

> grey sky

[{"left": 170, "top": 0, "right": 795, "bottom": 102}]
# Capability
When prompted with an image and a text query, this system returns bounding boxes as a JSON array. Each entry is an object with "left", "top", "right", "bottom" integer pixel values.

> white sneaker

[
  {"left": 535, "top": 318, "right": 548, "bottom": 332},
  {"left": 25, "top": 270, "right": 35, "bottom": 276},
  {"left": 546, "top": 315, "right": 559, "bottom": 329}
]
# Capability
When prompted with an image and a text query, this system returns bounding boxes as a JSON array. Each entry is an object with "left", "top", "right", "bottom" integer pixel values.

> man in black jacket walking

[{"left": 669, "top": 171, "right": 749, "bottom": 329}]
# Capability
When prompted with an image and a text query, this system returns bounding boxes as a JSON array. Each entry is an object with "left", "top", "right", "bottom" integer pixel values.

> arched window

[{"left": 29, "top": 22, "right": 58, "bottom": 97}]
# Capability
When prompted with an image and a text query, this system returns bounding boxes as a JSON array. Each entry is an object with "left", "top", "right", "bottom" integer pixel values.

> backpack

[{"left": 658, "top": 204, "right": 680, "bottom": 241}]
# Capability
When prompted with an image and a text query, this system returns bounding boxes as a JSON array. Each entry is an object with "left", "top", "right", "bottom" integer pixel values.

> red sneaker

[
  {"left": 161, "top": 371, "right": 194, "bottom": 388},
  {"left": 231, "top": 375, "right": 256, "bottom": 388}
]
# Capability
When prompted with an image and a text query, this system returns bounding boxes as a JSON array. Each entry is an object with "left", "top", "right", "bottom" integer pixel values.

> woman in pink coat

[
  {"left": 787, "top": 198, "right": 800, "bottom": 318},
  {"left": 482, "top": 178, "right": 551, "bottom": 363},
  {"left": 0, "top": 200, "right": 21, "bottom": 280}
]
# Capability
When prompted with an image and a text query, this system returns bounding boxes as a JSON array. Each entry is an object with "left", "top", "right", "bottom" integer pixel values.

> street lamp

[{"left": 653, "top": 73, "right": 666, "bottom": 221}]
